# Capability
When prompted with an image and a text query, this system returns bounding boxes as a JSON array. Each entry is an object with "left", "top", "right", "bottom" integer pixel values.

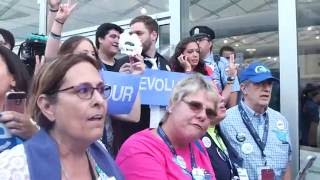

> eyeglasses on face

[
  {"left": 57, "top": 83, "right": 112, "bottom": 100},
  {"left": 181, "top": 99, "right": 216, "bottom": 119}
]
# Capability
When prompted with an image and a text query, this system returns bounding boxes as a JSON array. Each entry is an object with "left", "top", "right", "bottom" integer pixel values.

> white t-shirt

[{"left": 0, "top": 144, "right": 30, "bottom": 180}]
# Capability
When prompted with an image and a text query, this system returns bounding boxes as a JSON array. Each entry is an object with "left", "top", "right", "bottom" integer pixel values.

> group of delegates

[{"left": 0, "top": 0, "right": 292, "bottom": 180}]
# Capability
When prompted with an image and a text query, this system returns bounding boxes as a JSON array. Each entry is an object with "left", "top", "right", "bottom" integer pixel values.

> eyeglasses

[
  {"left": 181, "top": 99, "right": 216, "bottom": 119},
  {"left": 57, "top": 83, "right": 112, "bottom": 100},
  {"left": 196, "top": 37, "right": 210, "bottom": 43}
]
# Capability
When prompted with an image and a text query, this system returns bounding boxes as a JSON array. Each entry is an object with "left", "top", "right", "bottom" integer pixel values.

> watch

[{"left": 227, "top": 76, "right": 235, "bottom": 81}]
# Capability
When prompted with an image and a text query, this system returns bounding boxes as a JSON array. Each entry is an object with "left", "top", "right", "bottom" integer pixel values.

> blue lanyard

[
  {"left": 157, "top": 127, "right": 196, "bottom": 175},
  {"left": 238, "top": 103, "right": 269, "bottom": 162}
]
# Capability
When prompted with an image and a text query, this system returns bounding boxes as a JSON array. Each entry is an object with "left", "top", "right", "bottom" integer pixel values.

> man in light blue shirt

[
  {"left": 189, "top": 26, "right": 240, "bottom": 108},
  {"left": 220, "top": 62, "right": 292, "bottom": 180}
]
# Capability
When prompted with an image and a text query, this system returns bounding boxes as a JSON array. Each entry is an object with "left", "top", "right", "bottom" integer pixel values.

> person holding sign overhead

[
  {"left": 113, "top": 15, "right": 170, "bottom": 155},
  {"left": 220, "top": 62, "right": 292, "bottom": 180},
  {"left": 116, "top": 74, "right": 218, "bottom": 179}
]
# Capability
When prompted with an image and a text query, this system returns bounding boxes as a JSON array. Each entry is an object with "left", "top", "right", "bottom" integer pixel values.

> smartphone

[{"left": 3, "top": 91, "right": 27, "bottom": 113}]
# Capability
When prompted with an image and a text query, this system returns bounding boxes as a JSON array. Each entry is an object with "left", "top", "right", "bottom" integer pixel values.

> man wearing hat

[
  {"left": 190, "top": 26, "right": 239, "bottom": 108},
  {"left": 220, "top": 62, "right": 291, "bottom": 180}
]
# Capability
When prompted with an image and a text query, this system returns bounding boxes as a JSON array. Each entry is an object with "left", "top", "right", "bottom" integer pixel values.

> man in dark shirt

[
  {"left": 113, "top": 15, "right": 170, "bottom": 154},
  {"left": 96, "top": 23, "right": 124, "bottom": 71}
]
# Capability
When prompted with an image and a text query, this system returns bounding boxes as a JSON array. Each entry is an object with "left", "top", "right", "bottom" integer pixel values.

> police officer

[{"left": 190, "top": 26, "right": 239, "bottom": 108}]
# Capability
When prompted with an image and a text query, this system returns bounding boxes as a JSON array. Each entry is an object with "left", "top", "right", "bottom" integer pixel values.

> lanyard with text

[
  {"left": 238, "top": 103, "right": 269, "bottom": 165},
  {"left": 157, "top": 127, "right": 196, "bottom": 170}
]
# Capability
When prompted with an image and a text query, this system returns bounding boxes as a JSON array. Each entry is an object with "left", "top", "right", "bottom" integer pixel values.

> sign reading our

[{"left": 100, "top": 71, "right": 140, "bottom": 115}]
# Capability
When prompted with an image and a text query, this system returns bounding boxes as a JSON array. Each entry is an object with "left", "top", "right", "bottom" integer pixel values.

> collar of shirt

[
  {"left": 207, "top": 126, "right": 228, "bottom": 153},
  {"left": 203, "top": 53, "right": 214, "bottom": 64},
  {"left": 240, "top": 100, "right": 267, "bottom": 121}
]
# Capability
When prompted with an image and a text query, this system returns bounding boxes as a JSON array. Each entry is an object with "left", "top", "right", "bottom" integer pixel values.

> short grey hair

[{"left": 161, "top": 73, "right": 219, "bottom": 123}]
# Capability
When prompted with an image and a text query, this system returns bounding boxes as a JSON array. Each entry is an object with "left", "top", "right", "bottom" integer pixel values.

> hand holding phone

[
  {"left": 178, "top": 54, "right": 191, "bottom": 72},
  {"left": 3, "top": 91, "right": 27, "bottom": 113},
  {"left": 0, "top": 91, "right": 26, "bottom": 151}
]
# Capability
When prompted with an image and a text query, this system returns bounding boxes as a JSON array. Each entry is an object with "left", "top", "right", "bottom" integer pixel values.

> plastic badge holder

[{"left": 119, "top": 32, "right": 142, "bottom": 56}]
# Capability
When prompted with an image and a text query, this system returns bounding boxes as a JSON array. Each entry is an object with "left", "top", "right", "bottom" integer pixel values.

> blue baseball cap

[{"left": 239, "top": 62, "right": 279, "bottom": 83}]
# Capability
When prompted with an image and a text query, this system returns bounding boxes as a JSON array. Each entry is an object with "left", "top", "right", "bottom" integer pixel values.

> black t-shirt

[{"left": 101, "top": 58, "right": 119, "bottom": 72}]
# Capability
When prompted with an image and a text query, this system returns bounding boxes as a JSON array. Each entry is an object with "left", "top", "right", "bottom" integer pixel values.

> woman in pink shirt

[{"left": 116, "top": 74, "right": 219, "bottom": 180}]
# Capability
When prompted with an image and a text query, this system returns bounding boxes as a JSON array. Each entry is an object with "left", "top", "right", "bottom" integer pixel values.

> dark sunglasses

[
  {"left": 181, "top": 99, "right": 216, "bottom": 119},
  {"left": 57, "top": 83, "right": 112, "bottom": 100}
]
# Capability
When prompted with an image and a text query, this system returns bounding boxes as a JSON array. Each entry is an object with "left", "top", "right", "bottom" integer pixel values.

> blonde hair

[{"left": 162, "top": 73, "right": 219, "bottom": 122}]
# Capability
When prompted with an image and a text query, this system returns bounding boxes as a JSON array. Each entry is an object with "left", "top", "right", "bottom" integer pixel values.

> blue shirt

[
  {"left": 220, "top": 101, "right": 291, "bottom": 180},
  {"left": 203, "top": 53, "right": 240, "bottom": 92},
  {"left": 0, "top": 123, "right": 23, "bottom": 152}
]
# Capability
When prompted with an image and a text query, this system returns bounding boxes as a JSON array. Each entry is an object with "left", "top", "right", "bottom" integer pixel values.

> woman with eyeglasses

[
  {"left": 0, "top": 54, "right": 123, "bottom": 180},
  {"left": 202, "top": 94, "right": 243, "bottom": 180},
  {"left": 44, "top": 0, "right": 143, "bottom": 156},
  {"left": 116, "top": 74, "right": 218, "bottom": 179}
]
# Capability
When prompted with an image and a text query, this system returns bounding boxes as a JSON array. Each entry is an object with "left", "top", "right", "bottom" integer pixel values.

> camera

[{"left": 18, "top": 33, "right": 47, "bottom": 75}]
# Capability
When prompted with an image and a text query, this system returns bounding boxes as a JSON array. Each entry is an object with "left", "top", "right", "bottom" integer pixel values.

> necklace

[
  {"left": 61, "top": 163, "right": 70, "bottom": 180},
  {"left": 60, "top": 152, "right": 93, "bottom": 180}
]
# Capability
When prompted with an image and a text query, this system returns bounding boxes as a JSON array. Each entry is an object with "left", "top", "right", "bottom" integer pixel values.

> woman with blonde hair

[{"left": 116, "top": 73, "right": 218, "bottom": 179}]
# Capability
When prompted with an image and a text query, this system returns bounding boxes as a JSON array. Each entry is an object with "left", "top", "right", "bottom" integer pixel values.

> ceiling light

[
  {"left": 307, "top": 26, "right": 313, "bottom": 31},
  {"left": 273, "top": 57, "right": 277, "bottom": 61},
  {"left": 246, "top": 48, "right": 256, "bottom": 52},
  {"left": 268, "top": 57, "right": 271, "bottom": 59},
  {"left": 223, "top": 39, "right": 228, "bottom": 44},
  {"left": 316, "top": 36, "right": 320, "bottom": 40},
  {"left": 235, "top": 44, "right": 239, "bottom": 47},
  {"left": 140, "top": 7, "right": 147, "bottom": 15}
]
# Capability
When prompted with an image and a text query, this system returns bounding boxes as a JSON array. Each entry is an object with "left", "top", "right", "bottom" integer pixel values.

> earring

[
  {"left": 166, "top": 106, "right": 172, "bottom": 113},
  {"left": 9, "top": 85, "right": 15, "bottom": 92}
]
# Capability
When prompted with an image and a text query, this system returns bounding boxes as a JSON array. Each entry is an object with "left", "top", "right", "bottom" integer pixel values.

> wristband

[
  {"left": 50, "top": 32, "right": 61, "bottom": 40},
  {"left": 55, "top": 19, "right": 64, "bottom": 25},
  {"left": 49, "top": 8, "right": 59, "bottom": 12},
  {"left": 227, "top": 80, "right": 234, "bottom": 85}
]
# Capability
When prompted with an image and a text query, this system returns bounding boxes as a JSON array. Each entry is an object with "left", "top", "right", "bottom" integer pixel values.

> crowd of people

[{"left": 0, "top": 0, "right": 294, "bottom": 179}]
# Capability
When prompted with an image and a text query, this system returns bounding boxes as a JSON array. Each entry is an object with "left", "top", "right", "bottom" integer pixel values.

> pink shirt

[{"left": 116, "top": 129, "right": 216, "bottom": 180}]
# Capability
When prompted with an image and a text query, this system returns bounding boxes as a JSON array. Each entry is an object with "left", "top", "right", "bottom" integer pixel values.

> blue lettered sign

[
  {"left": 100, "top": 69, "right": 207, "bottom": 113},
  {"left": 100, "top": 71, "right": 140, "bottom": 114},
  {"left": 139, "top": 69, "right": 187, "bottom": 105}
]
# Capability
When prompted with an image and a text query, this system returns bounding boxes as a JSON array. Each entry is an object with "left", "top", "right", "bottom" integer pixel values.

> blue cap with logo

[{"left": 239, "top": 62, "right": 279, "bottom": 83}]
